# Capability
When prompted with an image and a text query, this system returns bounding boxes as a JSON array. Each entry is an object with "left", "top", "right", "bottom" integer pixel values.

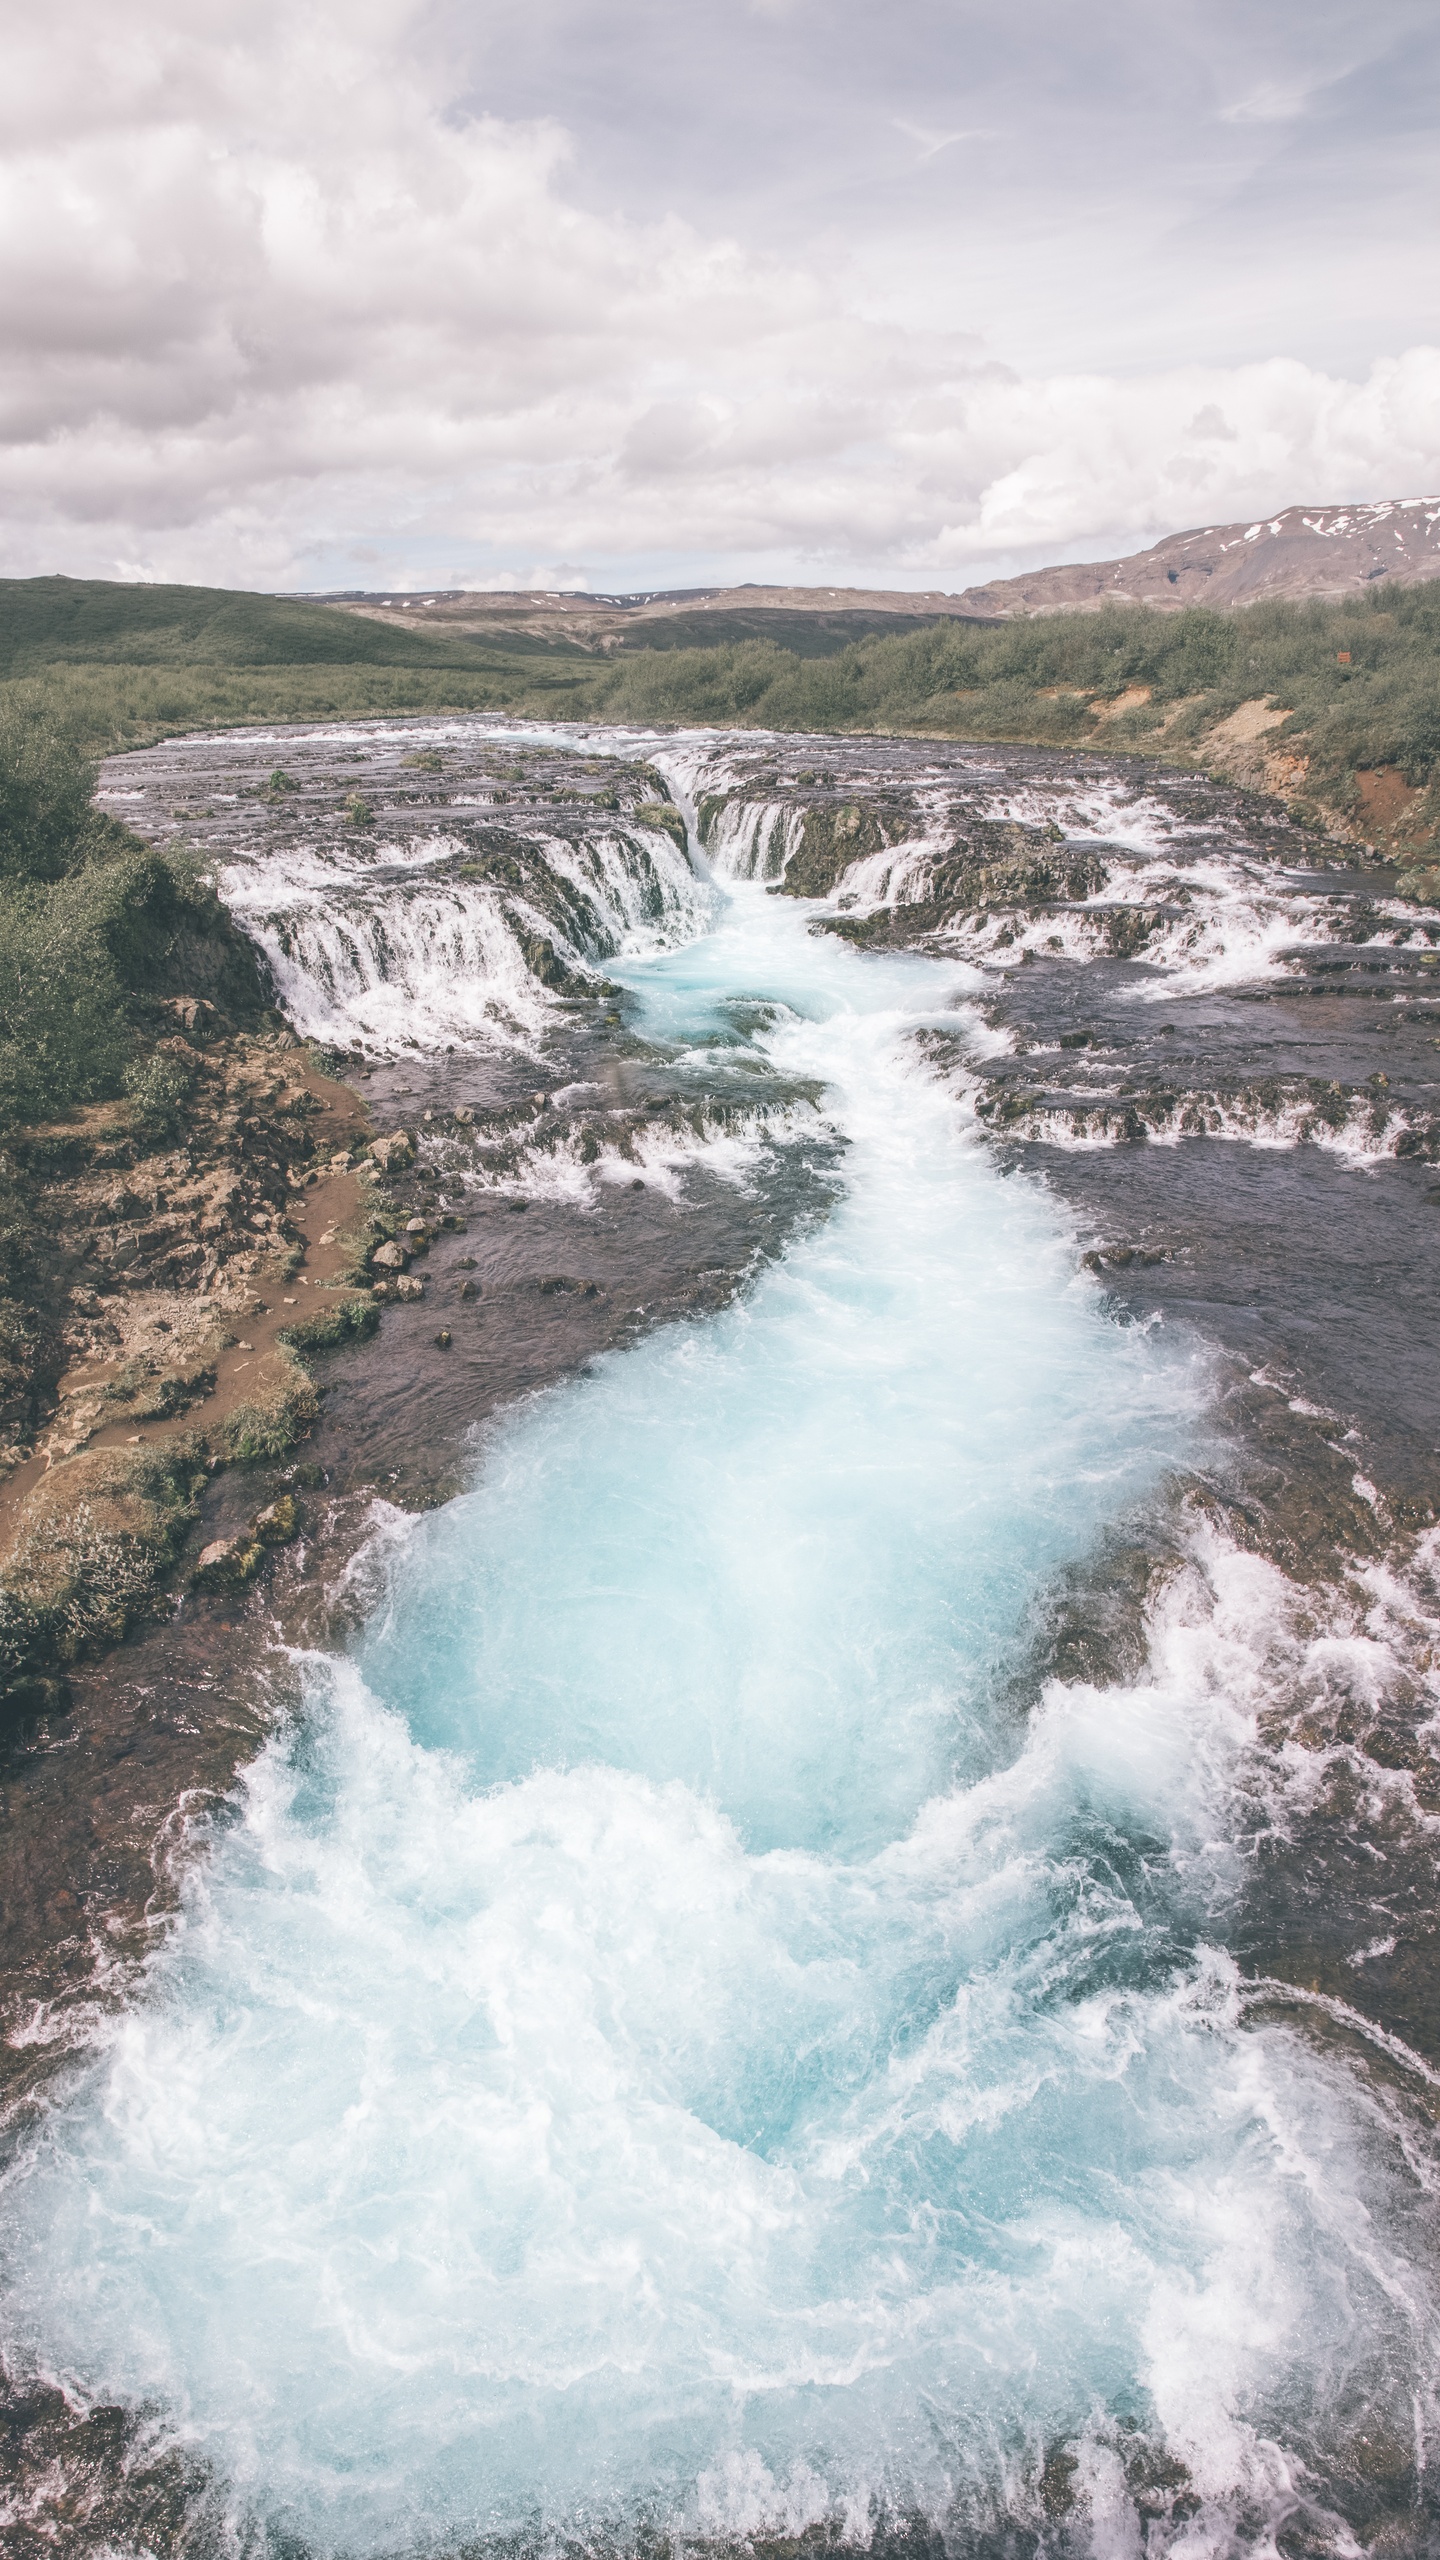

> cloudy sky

[{"left": 5, "top": 0, "right": 1439, "bottom": 594}]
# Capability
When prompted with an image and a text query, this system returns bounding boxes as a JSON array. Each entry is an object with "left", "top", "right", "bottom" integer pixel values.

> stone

[
  {"left": 370, "top": 1240, "right": 409, "bottom": 1271},
  {"left": 252, "top": 1495, "right": 299, "bottom": 1546},
  {"left": 368, "top": 1131, "right": 416, "bottom": 1172},
  {"left": 192, "top": 1535, "right": 263, "bottom": 1591},
  {"left": 392, "top": 1274, "right": 425, "bottom": 1301}
]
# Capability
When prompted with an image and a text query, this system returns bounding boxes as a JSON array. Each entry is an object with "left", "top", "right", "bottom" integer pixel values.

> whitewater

[{"left": 4, "top": 777, "right": 1439, "bottom": 2556}]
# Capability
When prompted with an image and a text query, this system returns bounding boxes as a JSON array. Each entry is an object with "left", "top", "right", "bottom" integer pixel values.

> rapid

[{"left": 4, "top": 724, "right": 1440, "bottom": 2558}]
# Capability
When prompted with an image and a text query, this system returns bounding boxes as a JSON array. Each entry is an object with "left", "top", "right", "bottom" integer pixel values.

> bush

[
  {"left": 0, "top": 717, "right": 271, "bottom": 1128},
  {"left": 0, "top": 705, "right": 99, "bottom": 882},
  {"left": 123, "top": 1050, "right": 193, "bottom": 1141},
  {"left": 0, "top": 877, "right": 129, "bottom": 1122}
]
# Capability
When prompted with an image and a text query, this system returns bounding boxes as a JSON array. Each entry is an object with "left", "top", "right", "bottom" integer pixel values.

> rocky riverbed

[{"left": 4, "top": 714, "right": 1440, "bottom": 2557}]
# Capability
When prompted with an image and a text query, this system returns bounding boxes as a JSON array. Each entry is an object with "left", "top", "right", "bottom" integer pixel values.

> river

[{"left": 3, "top": 718, "right": 1439, "bottom": 2556}]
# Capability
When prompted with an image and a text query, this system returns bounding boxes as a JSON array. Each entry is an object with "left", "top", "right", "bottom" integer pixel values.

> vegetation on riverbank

[
  {"left": 5, "top": 572, "right": 1440, "bottom": 879},
  {"left": 0, "top": 707, "right": 395, "bottom": 1710},
  {"left": 0, "top": 575, "right": 595, "bottom": 757},
  {"left": 576, "top": 584, "right": 1440, "bottom": 875}
]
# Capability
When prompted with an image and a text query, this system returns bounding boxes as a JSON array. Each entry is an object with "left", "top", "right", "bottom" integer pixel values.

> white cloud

[
  {"left": 1218, "top": 79, "right": 1314, "bottom": 123},
  {"left": 891, "top": 119, "right": 998, "bottom": 164},
  {"left": 1, "top": 0, "right": 1438, "bottom": 591}
]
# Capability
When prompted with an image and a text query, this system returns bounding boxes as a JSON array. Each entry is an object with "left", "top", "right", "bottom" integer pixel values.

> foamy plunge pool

[{"left": 4, "top": 813, "right": 1438, "bottom": 2556}]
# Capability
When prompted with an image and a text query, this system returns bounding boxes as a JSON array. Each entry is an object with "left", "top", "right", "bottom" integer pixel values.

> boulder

[
  {"left": 368, "top": 1131, "right": 416, "bottom": 1172},
  {"left": 192, "top": 1535, "right": 262, "bottom": 1591},
  {"left": 252, "top": 1495, "right": 300, "bottom": 1546},
  {"left": 370, "top": 1239, "right": 410, "bottom": 1271}
]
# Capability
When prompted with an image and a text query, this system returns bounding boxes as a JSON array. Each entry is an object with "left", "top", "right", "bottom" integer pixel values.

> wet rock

[
  {"left": 370, "top": 1239, "right": 410, "bottom": 1271},
  {"left": 1, "top": 1674, "right": 71, "bottom": 1721},
  {"left": 519, "top": 932, "right": 584, "bottom": 993},
  {"left": 251, "top": 1495, "right": 299, "bottom": 1546},
  {"left": 434, "top": 1329, "right": 452, "bottom": 1347},
  {"left": 191, "top": 1534, "right": 263, "bottom": 1591},
  {"left": 367, "top": 1131, "right": 416, "bottom": 1172},
  {"left": 1082, "top": 1245, "right": 1170, "bottom": 1273}
]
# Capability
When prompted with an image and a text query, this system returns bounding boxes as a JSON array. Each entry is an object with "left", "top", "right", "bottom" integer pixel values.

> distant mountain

[
  {"left": 316, "top": 501, "right": 1440, "bottom": 647},
  {"left": 952, "top": 499, "right": 1440, "bottom": 619},
  {"left": 317, "top": 583, "right": 988, "bottom": 655}
]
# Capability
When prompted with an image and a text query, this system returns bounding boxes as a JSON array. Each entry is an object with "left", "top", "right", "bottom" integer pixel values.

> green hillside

[
  {"left": 3, "top": 573, "right": 1438, "bottom": 870},
  {"left": 0, "top": 576, "right": 595, "bottom": 752},
  {"left": 0, "top": 577, "right": 587, "bottom": 673}
]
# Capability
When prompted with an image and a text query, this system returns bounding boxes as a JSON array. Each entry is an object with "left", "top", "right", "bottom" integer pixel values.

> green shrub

[
  {"left": 0, "top": 704, "right": 99, "bottom": 882},
  {"left": 0, "top": 876, "right": 129, "bottom": 1122},
  {"left": 0, "top": 715, "right": 271, "bottom": 1127},
  {"left": 277, "top": 1292, "right": 381, "bottom": 1353},
  {"left": 123, "top": 1049, "right": 193, "bottom": 1141}
]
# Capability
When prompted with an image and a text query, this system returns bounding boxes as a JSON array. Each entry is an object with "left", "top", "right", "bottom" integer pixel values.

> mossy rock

[
  {"left": 779, "top": 803, "right": 886, "bottom": 898},
  {"left": 518, "top": 931, "right": 586, "bottom": 993},
  {"left": 0, "top": 1436, "right": 207, "bottom": 1692},
  {"left": 636, "top": 802, "right": 688, "bottom": 850},
  {"left": 277, "top": 1292, "right": 380, "bottom": 1354}
]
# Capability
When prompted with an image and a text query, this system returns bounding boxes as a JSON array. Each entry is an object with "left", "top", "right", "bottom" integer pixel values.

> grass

[
  {"left": 0, "top": 577, "right": 595, "bottom": 756},
  {"left": 0, "top": 704, "right": 272, "bottom": 1129},
  {"left": 573, "top": 583, "right": 1440, "bottom": 795},
  {"left": 4, "top": 573, "right": 1440, "bottom": 861}
]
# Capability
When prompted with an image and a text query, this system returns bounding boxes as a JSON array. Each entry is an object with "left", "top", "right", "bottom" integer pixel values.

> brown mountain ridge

[{"left": 317, "top": 498, "right": 1440, "bottom": 645}]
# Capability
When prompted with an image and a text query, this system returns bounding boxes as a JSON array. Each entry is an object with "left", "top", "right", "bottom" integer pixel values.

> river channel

[{"left": 4, "top": 718, "right": 1440, "bottom": 2557}]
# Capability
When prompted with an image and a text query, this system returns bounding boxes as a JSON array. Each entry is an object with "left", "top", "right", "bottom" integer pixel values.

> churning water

[{"left": 5, "top": 757, "right": 1440, "bottom": 2557}]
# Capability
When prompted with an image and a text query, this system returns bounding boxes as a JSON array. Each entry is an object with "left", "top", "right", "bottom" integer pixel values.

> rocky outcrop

[{"left": 0, "top": 1021, "right": 381, "bottom": 1705}]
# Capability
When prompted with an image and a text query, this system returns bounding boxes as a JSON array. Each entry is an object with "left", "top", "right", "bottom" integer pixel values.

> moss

[
  {"left": 277, "top": 1291, "right": 381, "bottom": 1354},
  {"left": 636, "top": 801, "right": 688, "bottom": 849},
  {"left": 215, "top": 1353, "right": 321, "bottom": 1464},
  {"left": 779, "top": 802, "right": 886, "bottom": 896},
  {"left": 0, "top": 1436, "right": 207, "bottom": 1693}
]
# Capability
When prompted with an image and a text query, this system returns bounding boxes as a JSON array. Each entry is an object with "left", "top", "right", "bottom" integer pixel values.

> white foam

[
  {"left": 428, "top": 1093, "right": 838, "bottom": 1208},
  {"left": 994, "top": 1085, "right": 1417, "bottom": 1163},
  {"left": 6, "top": 1521, "right": 1437, "bottom": 2556},
  {"left": 17, "top": 724, "right": 1435, "bottom": 2555},
  {"left": 215, "top": 794, "right": 715, "bottom": 1056}
]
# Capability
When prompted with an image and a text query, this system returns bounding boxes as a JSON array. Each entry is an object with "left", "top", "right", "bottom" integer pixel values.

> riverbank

[
  {"left": 0, "top": 1019, "right": 390, "bottom": 1714},
  {"left": 4, "top": 712, "right": 1440, "bottom": 2556},
  {"left": 6, "top": 573, "right": 1440, "bottom": 880}
]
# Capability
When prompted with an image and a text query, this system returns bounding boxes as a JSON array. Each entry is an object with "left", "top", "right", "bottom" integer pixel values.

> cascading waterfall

[
  {"left": 4, "top": 735, "right": 1439, "bottom": 2558},
  {"left": 218, "top": 806, "right": 718, "bottom": 1054}
]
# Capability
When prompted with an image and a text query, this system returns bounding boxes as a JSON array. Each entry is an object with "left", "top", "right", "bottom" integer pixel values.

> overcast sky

[{"left": 5, "top": 0, "right": 1439, "bottom": 593}]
